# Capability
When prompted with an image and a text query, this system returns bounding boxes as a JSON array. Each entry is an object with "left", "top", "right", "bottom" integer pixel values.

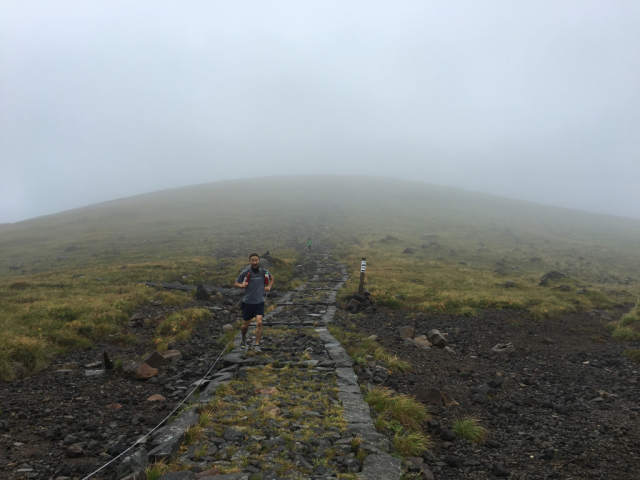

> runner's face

[{"left": 249, "top": 256, "right": 260, "bottom": 268}]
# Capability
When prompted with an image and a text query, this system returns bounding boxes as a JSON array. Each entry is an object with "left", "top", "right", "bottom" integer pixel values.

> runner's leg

[
  {"left": 241, "top": 318, "right": 252, "bottom": 340},
  {"left": 254, "top": 315, "right": 263, "bottom": 345}
]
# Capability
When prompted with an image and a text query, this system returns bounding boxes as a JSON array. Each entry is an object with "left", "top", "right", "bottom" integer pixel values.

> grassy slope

[{"left": 1, "top": 175, "right": 639, "bottom": 379}]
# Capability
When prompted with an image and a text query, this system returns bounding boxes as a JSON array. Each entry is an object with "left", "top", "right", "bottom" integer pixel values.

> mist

[{"left": 1, "top": 0, "right": 639, "bottom": 224}]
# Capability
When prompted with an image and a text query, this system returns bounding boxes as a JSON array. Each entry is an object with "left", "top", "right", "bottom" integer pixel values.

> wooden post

[{"left": 358, "top": 257, "right": 366, "bottom": 294}]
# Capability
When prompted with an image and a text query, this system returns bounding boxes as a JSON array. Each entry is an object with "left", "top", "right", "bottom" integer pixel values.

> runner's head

[{"left": 249, "top": 253, "right": 260, "bottom": 269}]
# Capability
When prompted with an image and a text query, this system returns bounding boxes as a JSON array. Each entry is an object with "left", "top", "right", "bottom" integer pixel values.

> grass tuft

[
  {"left": 598, "top": 301, "right": 640, "bottom": 342},
  {"left": 452, "top": 417, "right": 487, "bottom": 442},
  {"left": 328, "top": 325, "right": 412, "bottom": 373},
  {"left": 183, "top": 425, "right": 204, "bottom": 446},
  {"left": 622, "top": 348, "right": 640, "bottom": 363},
  {"left": 393, "top": 430, "right": 432, "bottom": 457},
  {"left": 145, "top": 460, "right": 169, "bottom": 480},
  {"left": 365, "top": 387, "right": 429, "bottom": 432}
]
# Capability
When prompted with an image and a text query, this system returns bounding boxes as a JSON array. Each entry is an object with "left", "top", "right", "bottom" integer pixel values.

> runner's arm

[
  {"left": 234, "top": 273, "right": 248, "bottom": 288},
  {"left": 264, "top": 274, "right": 275, "bottom": 292}
]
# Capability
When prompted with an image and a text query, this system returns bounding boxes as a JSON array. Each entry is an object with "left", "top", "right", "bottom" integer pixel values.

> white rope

[{"left": 80, "top": 330, "right": 240, "bottom": 480}]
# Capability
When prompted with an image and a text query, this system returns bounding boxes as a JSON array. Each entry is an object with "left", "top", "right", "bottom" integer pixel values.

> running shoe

[
  {"left": 253, "top": 344, "right": 262, "bottom": 353},
  {"left": 240, "top": 337, "right": 247, "bottom": 349}
]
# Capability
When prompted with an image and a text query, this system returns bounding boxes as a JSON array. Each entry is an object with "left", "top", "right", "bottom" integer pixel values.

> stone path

[{"left": 117, "top": 252, "right": 400, "bottom": 480}]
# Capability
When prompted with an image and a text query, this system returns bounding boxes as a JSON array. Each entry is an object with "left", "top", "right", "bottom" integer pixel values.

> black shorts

[{"left": 241, "top": 302, "right": 265, "bottom": 321}]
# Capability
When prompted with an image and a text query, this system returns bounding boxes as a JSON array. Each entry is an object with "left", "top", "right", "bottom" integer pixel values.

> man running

[
  {"left": 234, "top": 252, "right": 274, "bottom": 352},
  {"left": 307, "top": 238, "right": 312, "bottom": 253}
]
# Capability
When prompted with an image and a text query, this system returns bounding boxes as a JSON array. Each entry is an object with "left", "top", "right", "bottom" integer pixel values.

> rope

[{"left": 80, "top": 330, "right": 241, "bottom": 480}]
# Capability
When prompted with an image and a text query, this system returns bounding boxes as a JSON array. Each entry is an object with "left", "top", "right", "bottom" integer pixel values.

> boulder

[
  {"left": 492, "top": 343, "right": 515, "bottom": 354},
  {"left": 123, "top": 360, "right": 137, "bottom": 373},
  {"left": 9, "top": 265, "right": 19, "bottom": 271},
  {"left": 403, "top": 248, "right": 416, "bottom": 254},
  {"left": 487, "top": 378, "right": 504, "bottom": 389},
  {"left": 398, "top": 326, "right": 415, "bottom": 339},
  {"left": 346, "top": 299, "right": 360, "bottom": 313},
  {"left": 492, "top": 463, "right": 510, "bottom": 477},
  {"left": 413, "top": 336, "right": 432, "bottom": 349},
  {"left": 161, "top": 350, "right": 182, "bottom": 363},
  {"left": 427, "top": 329, "right": 447, "bottom": 348},
  {"left": 441, "top": 392, "right": 459, "bottom": 406},
  {"left": 129, "top": 362, "right": 158, "bottom": 380},
  {"left": 353, "top": 292, "right": 368, "bottom": 303},
  {"left": 196, "top": 284, "right": 210, "bottom": 300},
  {"left": 65, "top": 444, "right": 83, "bottom": 458},
  {"left": 470, "top": 383, "right": 494, "bottom": 403},
  {"left": 414, "top": 387, "right": 444, "bottom": 406},
  {"left": 143, "top": 351, "right": 165, "bottom": 369}
]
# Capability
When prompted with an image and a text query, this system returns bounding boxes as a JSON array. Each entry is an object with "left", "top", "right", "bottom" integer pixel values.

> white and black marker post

[{"left": 358, "top": 257, "right": 366, "bottom": 294}]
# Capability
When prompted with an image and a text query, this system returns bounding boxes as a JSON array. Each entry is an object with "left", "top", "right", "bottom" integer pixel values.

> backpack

[{"left": 243, "top": 266, "right": 271, "bottom": 286}]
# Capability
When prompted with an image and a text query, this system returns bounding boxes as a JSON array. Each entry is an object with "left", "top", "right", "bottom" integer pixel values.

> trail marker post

[{"left": 358, "top": 257, "right": 366, "bottom": 294}]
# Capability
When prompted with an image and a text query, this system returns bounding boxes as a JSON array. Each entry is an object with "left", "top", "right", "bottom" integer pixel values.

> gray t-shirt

[{"left": 237, "top": 267, "right": 271, "bottom": 304}]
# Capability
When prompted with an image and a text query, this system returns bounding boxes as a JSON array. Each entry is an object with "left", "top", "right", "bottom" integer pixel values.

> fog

[{"left": 1, "top": 0, "right": 639, "bottom": 224}]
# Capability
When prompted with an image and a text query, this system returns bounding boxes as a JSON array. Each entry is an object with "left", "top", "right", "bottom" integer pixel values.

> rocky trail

[{"left": 2, "top": 249, "right": 640, "bottom": 480}]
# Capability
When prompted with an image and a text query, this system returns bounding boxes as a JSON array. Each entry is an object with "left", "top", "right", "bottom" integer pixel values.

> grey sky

[{"left": 1, "top": 0, "right": 639, "bottom": 224}]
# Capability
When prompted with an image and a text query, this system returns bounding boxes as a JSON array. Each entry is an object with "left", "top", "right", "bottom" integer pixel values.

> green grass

[
  {"left": 622, "top": 348, "right": 640, "bottom": 363},
  {"left": 365, "top": 387, "right": 430, "bottom": 432},
  {"left": 337, "top": 248, "right": 632, "bottom": 320},
  {"left": 183, "top": 425, "right": 204, "bottom": 446},
  {"left": 452, "top": 417, "right": 487, "bottom": 442},
  {"left": 328, "top": 325, "right": 412, "bottom": 373},
  {"left": 153, "top": 307, "right": 212, "bottom": 351},
  {"left": 218, "top": 327, "right": 241, "bottom": 353},
  {"left": 145, "top": 461, "right": 170, "bottom": 480},
  {"left": 607, "top": 301, "right": 640, "bottom": 341},
  {"left": 198, "top": 412, "right": 211, "bottom": 428},
  {"left": 392, "top": 430, "right": 432, "bottom": 457}
]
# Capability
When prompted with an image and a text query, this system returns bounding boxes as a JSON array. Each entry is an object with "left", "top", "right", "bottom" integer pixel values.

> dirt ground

[{"left": 332, "top": 306, "right": 640, "bottom": 479}]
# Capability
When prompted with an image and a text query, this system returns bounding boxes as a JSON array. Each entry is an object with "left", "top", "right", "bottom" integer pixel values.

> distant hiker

[
  {"left": 234, "top": 252, "right": 274, "bottom": 353},
  {"left": 307, "top": 238, "right": 312, "bottom": 253}
]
